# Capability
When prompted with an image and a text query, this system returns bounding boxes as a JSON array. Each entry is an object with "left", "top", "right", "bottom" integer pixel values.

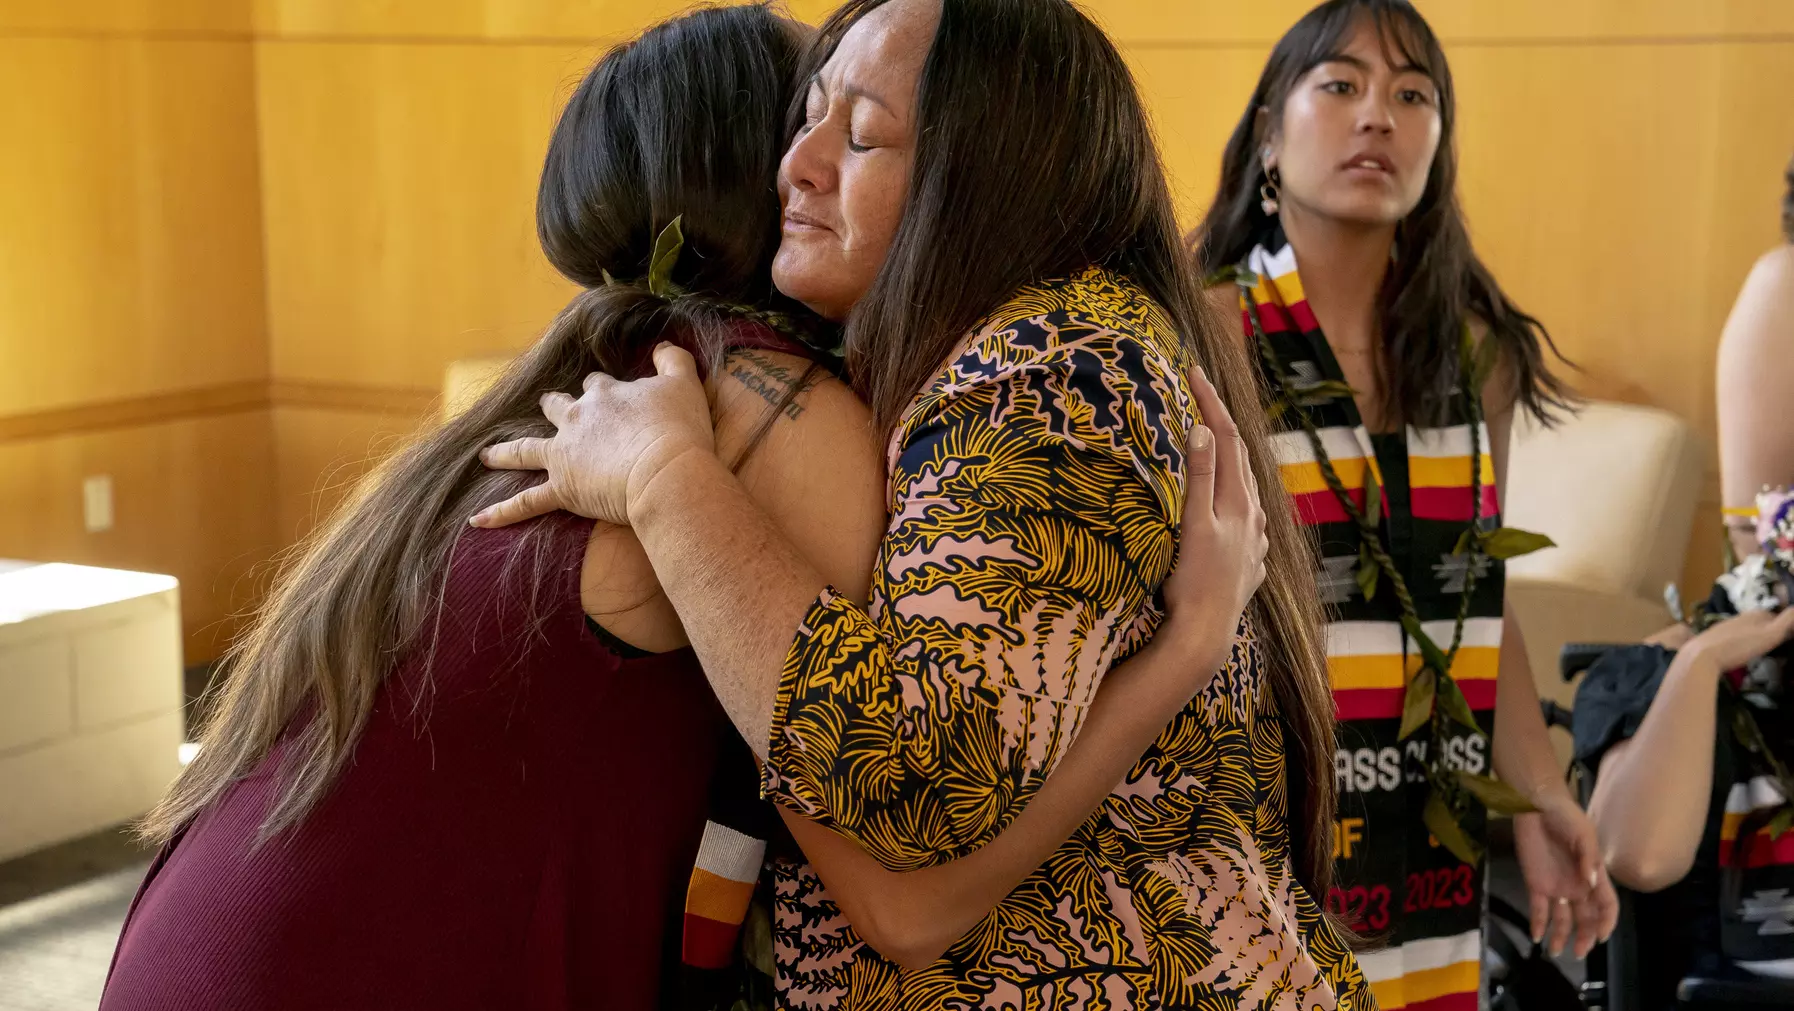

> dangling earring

[{"left": 1259, "top": 166, "right": 1281, "bottom": 216}]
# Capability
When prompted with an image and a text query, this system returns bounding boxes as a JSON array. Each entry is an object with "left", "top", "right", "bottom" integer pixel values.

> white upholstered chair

[{"left": 1502, "top": 400, "right": 1706, "bottom": 764}]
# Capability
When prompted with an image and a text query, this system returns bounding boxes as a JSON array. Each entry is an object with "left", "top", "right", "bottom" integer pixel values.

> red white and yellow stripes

[
  {"left": 1327, "top": 618, "right": 1502, "bottom": 721},
  {"left": 1408, "top": 423, "right": 1499, "bottom": 522},
  {"left": 682, "top": 821, "right": 766, "bottom": 969},
  {"left": 1242, "top": 242, "right": 1319, "bottom": 336},
  {"left": 1721, "top": 776, "right": 1794, "bottom": 870},
  {"left": 1273, "top": 428, "right": 1386, "bottom": 526},
  {"left": 1357, "top": 929, "right": 1482, "bottom": 1011}
]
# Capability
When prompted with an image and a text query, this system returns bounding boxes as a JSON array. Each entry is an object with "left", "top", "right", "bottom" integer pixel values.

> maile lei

[
  {"left": 606, "top": 216, "right": 844, "bottom": 360},
  {"left": 1221, "top": 265, "right": 1552, "bottom": 864}
]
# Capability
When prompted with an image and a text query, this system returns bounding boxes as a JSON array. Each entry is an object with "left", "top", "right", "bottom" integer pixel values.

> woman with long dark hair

[
  {"left": 101, "top": 10, "right": 867, "bottom": 1009},
  {"left": 478, "top": 0, "right": 1371, "bottom": 1006},
  {"left": 1191, "top": 1, "right": 1616, "bottom": 1007},
  {"left": 101, "top": 6, "right": 1281, "bottom": 1009}
]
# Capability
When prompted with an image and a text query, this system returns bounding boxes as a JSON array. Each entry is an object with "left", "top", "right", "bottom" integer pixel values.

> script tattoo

[{"left": 726, "top": 349, "right": 819, "bottom": 422}]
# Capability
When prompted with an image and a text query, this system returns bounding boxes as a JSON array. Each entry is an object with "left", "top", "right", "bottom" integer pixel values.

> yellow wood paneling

[
  {"left": 0, "top": 412, "right": 277, "bottom": 661},
  {"left": 1094, "top": 0, "right": 1794, "bottom": 46},
  {"left": 251, "top": 0, "right": 837, "bottom": 40},
  {"left": 1453, "top": 42, "right": 1794, "bottom": 442},
  {"left": 256, "top": 40, "right": 584, "bottom": 390},
  {"left": 0, "top": 0, "right": 250, "bottom": 35},
  {"left": 0, "top": 37, "right": 267, "bottom": 416},
  {"left": 271, "top": 406, "right": 430, "bottom": 546},
  {"left": 1128, "top": 45, "right": 1272, "bottom": 220}
]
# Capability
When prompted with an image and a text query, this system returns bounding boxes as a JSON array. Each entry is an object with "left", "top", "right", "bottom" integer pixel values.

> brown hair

[
  {"left": 804, "top": 0, "right": 1339, "bottom": 899},
  {"left": 1194, "top": 0, "right": 1573, "bottom": 427},
  {"left": 142, "top": 4, "right": 811, "bottom": 843},
  {"left": 1782, "top": 151, "right": 1793, "bottom": 243}
]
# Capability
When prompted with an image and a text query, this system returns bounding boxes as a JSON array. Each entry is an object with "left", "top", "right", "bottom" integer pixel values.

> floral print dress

[{"left": 759, "top": 266, "right": 1372, "bottom": 1010}]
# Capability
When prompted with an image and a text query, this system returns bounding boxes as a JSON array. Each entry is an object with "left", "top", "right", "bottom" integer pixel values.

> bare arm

[
  {"left": 1483, "top": 362, "right": 1565, "bottom": 807},
  {"left": 1718, "top": 246, "right": 1794, "bottom": 558},
  {"left": 477, "top": 319, "right": 1249, "bottom": 868},
  {"left": 1483, "top": 340, "right": 1617, "bottom": 956},
  {"left": 1589, "top": 610, "right": 1794, "bottom": 892},
  {"left": 582, "top": 352, "right": 1202, "bottom": 968},
  {"left": 1587, "top": 652, "right": 1721, "bottom": 892},
  {"left": 781, "top": 630, "right": 1211, "bottom": 970},
  {"left": 577, "top": 350, "right": 883, "bottom": 657}
]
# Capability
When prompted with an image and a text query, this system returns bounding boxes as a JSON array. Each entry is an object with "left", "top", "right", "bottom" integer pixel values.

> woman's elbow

[
  {"left": 853, "top": 911, "right": 955, "bottom": 973},
  {"left": 1605, "top": 842, "right": 1696, "bottom": 894}
]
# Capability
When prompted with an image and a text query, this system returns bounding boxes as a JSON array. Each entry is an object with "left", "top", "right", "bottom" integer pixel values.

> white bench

[{"left": 0, "top": 562, "right": 184, "bottom": 861}]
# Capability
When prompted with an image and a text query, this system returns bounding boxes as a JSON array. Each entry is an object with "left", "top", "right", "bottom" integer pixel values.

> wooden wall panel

[
  {"left": 0, "top": 0, "right": 249, "bottom": 35},
  {"left": 0, "top": 37, "right": 268, "bottom": 416},
  {"left": 0, "top": 413, "right": 277, "bottom": 660},
  {"left": 255, "top": 40, "right": 587, "bottom": 389},
  {"left": 1094, "top": 0, "right": 1794, "bottom": 45},
  {"left": 1452, "top": 41, "right": 1794, "bottom": 592},
  {"left": 0, "top": 2, "right": 270, "bottom": 662},
  {"left": 271, "top": 406, "right": 430, "bottom": 546},
  {"left": 250, "top": 0, "right": 837, "bottom": 40}
]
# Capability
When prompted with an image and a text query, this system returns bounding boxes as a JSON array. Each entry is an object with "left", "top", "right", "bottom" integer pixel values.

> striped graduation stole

[
  {"left": 1241, "top": 232, "right": 1506, "bottom": 720},
  {"left": 677, "top": 727, "right": 779, "bottom": 1008},
  {"left": 683, "top": 821, "right": 766, "bottom": 968},
  {"left": 1722, "top": 775, "right": 1794, "bottom": 871},
  {"left": 1718, "top": 764, "right": 1794, "bottom": 973}
]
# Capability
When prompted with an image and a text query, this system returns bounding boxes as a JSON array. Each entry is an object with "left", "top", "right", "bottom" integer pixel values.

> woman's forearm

[
  {"left": 1491, "top": 609, "right": 1569, "bottom": 805},
  {"left": 1587, "top": 648, "right": 1721, "bottom": 891},
  {"left": 629, "top": 447, "right": 826, "bottom": 757},
  {"left": 785, "top": 628, "right": 1227, "bottom": 970}
]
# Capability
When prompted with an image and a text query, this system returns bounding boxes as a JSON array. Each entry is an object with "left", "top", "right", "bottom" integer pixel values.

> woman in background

[
  {"left": 1717, "top": 155, "right": 1794, "bottom": 560},
  {"left": 1192, "top": 1, "right": 1616, "bottom": 1007},
  {"left": 1576, "top": 609, "right": 1794, "bottom": 1007},
  {"left": 102, "top": 6, "right": 1278, "bottom": 1009},
  {"left": 1575, "top": 165, "right": 1794, "bottom": 1007}
]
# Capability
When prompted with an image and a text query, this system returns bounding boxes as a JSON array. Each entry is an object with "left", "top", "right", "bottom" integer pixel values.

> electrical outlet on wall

[{"left": 83, "top": 475, "right": 114, "bottom": 533}]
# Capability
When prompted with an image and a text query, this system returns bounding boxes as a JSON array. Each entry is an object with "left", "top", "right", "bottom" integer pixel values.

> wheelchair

[{"left": 1503, "top": 642, "right": 1794, "bottom": 1010}]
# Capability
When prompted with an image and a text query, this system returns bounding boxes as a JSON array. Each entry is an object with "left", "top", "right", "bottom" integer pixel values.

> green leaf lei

[
  {"left": 606, "top": 215, "right": 844, "bottom": 361},
  {"left": 1222, "top": 265, "right": 1552, "bottom": 864}
]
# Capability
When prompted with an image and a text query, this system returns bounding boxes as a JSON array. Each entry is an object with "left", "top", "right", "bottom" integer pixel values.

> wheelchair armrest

[
  {"left": 1559, "top": 642, "right": 1627, "bottom": 683},
  {"left": 1676, "top": 975, "right": 1794, "bottom": 1006}
]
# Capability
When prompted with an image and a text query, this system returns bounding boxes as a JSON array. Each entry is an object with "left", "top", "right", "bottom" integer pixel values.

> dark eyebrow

[
  {"left": 1318, "top": 53, "right": 1427, "bottom": 76},
  {"left": 805, "top": 73, "right": 896, "bottom": 115}
]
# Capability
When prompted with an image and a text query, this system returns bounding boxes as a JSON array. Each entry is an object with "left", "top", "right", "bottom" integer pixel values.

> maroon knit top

[
  {"left": 102, "top": 322, "right": 824, "bottom": 1010},
  {"left": 100, "top": 512, "right": 726, "bottom": 1011}
]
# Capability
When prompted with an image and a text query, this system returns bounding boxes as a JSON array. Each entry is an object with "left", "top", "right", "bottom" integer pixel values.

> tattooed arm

[{"left": 578, "top": 349, "right": 879, "bottom": 652}]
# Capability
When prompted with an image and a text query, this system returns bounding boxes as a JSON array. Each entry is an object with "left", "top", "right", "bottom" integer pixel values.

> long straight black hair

[
  {"left": 800, "top": 0, "right": 1340, "bottom": 901},
  {"left": 145, "top": 4, "right": 810, "bottom": 844},
  {"left": 1195, "top": 0, "right": 1573, "bottom": 427}
]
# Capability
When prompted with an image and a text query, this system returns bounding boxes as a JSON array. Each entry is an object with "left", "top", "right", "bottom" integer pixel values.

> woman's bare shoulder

[
  {"left": 1749, "top": 243, "right": 1794, "bottom": 287},
  {"left": 1722, "top": 245, "right": 1794, "bottom": 361},
  {"left": 710, "top": 349, "right": 885, "bottom": 604}
]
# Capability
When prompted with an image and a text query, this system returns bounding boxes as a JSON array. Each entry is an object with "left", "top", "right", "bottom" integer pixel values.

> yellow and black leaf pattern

[{"left": 762, "top": 267, "right": 1373, "bottom": 1010}]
